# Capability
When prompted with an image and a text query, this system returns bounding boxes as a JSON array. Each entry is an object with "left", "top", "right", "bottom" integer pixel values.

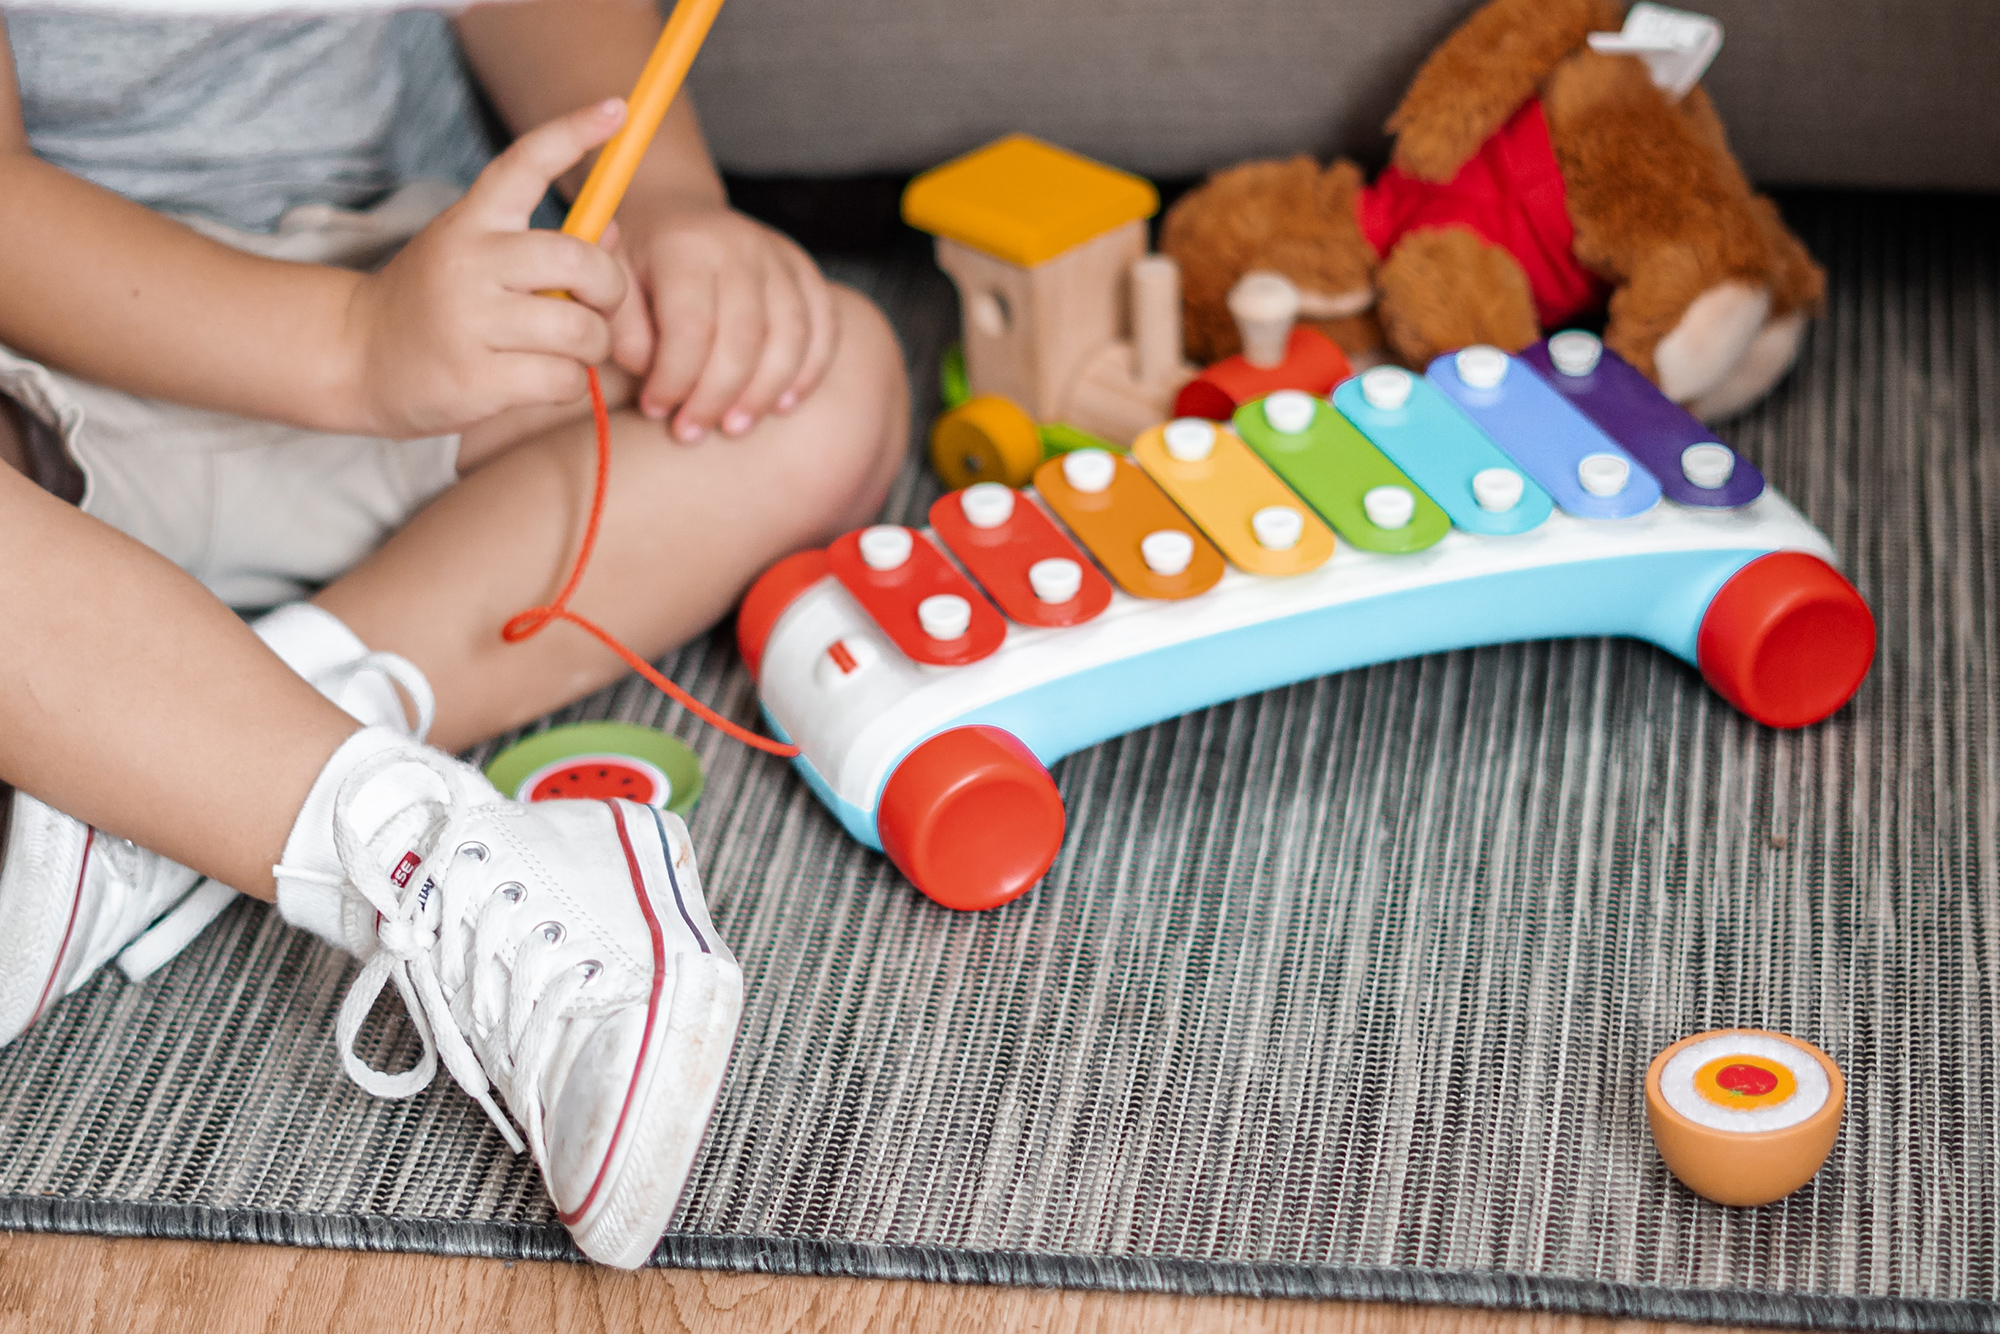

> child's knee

[{"left": 784, "top": 285, "right": 909, "bottom": 532}]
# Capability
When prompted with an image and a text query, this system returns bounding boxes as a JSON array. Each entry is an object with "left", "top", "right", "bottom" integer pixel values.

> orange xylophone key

[{"left": 1033, "top": 449, "right": 1224, "bottom": 600}]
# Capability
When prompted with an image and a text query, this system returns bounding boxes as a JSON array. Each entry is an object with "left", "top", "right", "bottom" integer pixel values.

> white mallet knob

[
  {"left": 1578, "top": 452, "right": 1631, "bottom": 497},
  {"left": 1262, "top": 391, "right": 1317, "bottom": 435},
  {"left": 1361, "top": 366, "right": 1413, "bottom": 411},
  {"left": 1682, "top": 442, "right": 1736, "bottom": 489},
  {"left": 1251, "top": 505, "right": 1305, "bottom": 551},
  {"left": 859, "top": 525, "right": 913, "bottom": 570},
  {"left": 1363, "top": 485, "right": 1416, "bottom": 529},
  {"left": 918, "top": 593, "right": 972, "bottom": 641},
  {"left": 1456, "top": 344, "right": 1509, "bottom": 390},
  {"left": 1163, "top": 418, "right": 1218, "bottom": 462},
  {"left": 1549, "top": 330, "right": 1603, "bottom": 377},
  {"left": 1140, "top": 529, "right": 1195, "bottom": 576},
  {"left": 1473, "top": 467, "right": 1525, "bottom": 512},
  {"left": 1028, "top": 557, "right": 1083, "bottom": 604},
  {"left": 1062, "top": 448, "right": 1116, "bottom": 494},
  {"left": 959, "top": 482, "right": 1015, "bottom": 528}
]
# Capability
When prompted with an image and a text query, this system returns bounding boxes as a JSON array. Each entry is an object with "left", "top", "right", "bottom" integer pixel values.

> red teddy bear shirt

[{"left": 1356, "top": 99, "right": 1608, "bottom": 330}]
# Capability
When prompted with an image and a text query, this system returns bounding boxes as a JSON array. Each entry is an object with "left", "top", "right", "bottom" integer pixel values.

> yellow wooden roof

[{"left": 902, "top": 135, "right": 1159, "bottom": 268}]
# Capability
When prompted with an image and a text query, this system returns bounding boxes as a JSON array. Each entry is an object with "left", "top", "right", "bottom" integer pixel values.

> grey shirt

[{"left": 4, "top": 7, "right": 494, "bottom": 233}]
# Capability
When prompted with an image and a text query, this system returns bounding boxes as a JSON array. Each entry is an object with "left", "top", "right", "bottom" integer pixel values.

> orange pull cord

[
  {"left": 499, "top": 0, "right": 796, "bottom": 759},
  {"left": 500, "top": 366, "right": 800, "bottom": 758}
]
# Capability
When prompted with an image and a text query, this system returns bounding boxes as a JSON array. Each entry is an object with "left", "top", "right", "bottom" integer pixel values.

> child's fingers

[
  {"left": 486, "top": 292, "right": 615, "bottom": 367},
  {"left": 670, "top": 268, "right": 768, "bottom": 441},
  {"left": 464, "top": 98, "right": 628, "bottom": 229},
  {"left": 490, "top": 231, "right": 628, "bottom": 315},
  {"left": 778, "top": 251, "right": 840, "bottom": 413},
  {"left": 639, "top": 271, "right": 717, "bottom": 425},
  {"left": 608, "top": 279, "right": 657, "bottom": 379},
  {"left": 593, "top": 219, "right": 656, "bottom": 375},
  {"left": 488, "top": 352, "right": 593, "bottom": 411},
  {"left": 720, "top": 267, "right": 811, "bottom": 433}
]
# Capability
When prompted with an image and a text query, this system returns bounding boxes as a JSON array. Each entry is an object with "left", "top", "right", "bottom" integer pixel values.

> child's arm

[
  {"left": 0, "top": 20, "right": 630, "bottom": 440},
  {"left": 455, "top": 0, "right": 841, "bottom": 444}
]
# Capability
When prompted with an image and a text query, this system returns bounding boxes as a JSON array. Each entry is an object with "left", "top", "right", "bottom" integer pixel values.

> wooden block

[
  {"left": 937, "top": 221, "right": 1147, "bottom": 423},
  {"left": 902, "top": 134, "right": 1158, "bottom": 268},
  {"left": 1062, "top": 340, "right": 1191, "bottom": 445},
  {"left": 1132, "top": 254, "right": 1184, "bottom": 384}
]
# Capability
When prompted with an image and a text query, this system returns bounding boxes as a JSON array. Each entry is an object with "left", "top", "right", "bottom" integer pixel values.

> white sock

[
  {"left": 272, "top": 728, "right": 500, "bottom": 955},
  {"left": 253, "top": 603, "right": 430, "bottom": 737},
  {"left": 272, "top": 726, "right": 408, "bottom": 953}
]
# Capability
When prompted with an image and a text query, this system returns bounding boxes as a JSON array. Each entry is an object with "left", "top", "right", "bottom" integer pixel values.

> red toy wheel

[
  {"left": 877, "top": 726, "right": 1065, "bottom": 912},
  {"left": 1697, "top": 552, "right": 1875, "bottom": 728}
]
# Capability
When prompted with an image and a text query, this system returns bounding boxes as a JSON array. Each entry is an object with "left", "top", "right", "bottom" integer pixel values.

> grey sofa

[{"left": 686, "top": 0, "right": 1997, "bottom": 191}]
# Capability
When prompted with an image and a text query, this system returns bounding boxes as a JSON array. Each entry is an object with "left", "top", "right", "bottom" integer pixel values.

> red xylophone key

[
  {"left": 827, "top": 525, "right": 1007, "bottom": 667},
  {"left": 929, "top": 484, "right": 1112, "bottom": 628}
]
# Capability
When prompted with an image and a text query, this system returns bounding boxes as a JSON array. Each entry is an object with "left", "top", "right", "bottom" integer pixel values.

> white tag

[{"left": 1587, "top": 3, "right": 1723, "bottom": 99}]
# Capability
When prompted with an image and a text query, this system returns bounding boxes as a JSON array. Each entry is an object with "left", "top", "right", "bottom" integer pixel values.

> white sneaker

[
  {"left": 286, "top": 746, "right": 744, "bottom": 1268},
  {"left": 0, "top": 787, "right": 230, "bottom": 1045},
  {"left": 0, "top": 636, "right": 433, "bottom": 1021}
]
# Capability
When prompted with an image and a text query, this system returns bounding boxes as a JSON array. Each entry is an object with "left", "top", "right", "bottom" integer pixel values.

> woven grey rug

[{"left": 2, "top": 192, "right": 1995, "bottom": 1331}]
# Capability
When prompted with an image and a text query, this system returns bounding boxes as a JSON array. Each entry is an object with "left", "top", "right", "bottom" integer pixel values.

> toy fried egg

[{"left": 1645, "top": 1028, "right": 1844, "bottom": 1207}]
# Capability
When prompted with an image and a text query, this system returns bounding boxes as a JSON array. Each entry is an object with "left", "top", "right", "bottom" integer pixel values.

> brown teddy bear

[{"left": 1158, "top": 0, "right": 1824, "bottom": 419}]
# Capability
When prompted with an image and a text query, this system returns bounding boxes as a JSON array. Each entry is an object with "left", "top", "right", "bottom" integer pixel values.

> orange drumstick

[{"left": 560, "top": 0, "right": 728, "bottom": 245}]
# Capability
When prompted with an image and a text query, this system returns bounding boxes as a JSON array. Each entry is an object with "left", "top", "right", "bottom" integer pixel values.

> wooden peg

[
  {"left": 1131, "top": 254, "right": 1183, "bottom": 386},
  {"left": 1229, "top": 271, "right": 1301, "bottom": 369}
]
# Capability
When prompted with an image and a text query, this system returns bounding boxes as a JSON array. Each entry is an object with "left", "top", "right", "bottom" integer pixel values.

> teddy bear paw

[
  {"left": 1653, "top": 281, "right": 1771, "bottom": 406},
  {"left": 1684, "top": 310, "right": 1809, "bottom": 421}
]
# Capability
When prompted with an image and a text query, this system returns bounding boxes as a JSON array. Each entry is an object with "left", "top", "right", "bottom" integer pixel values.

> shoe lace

[{"left": 321, "top": 749, "right": 640, "bottom": 1162}]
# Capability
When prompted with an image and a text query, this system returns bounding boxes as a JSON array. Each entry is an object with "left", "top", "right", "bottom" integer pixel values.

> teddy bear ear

[{"left": 1386, "top": 0, "right": 1622, "bottom": 184}]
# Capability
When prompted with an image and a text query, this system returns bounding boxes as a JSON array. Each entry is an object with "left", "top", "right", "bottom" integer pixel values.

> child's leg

[
  {"left": 0, "top": 399, "right": 24, "bottom": 477},
  {"left": 0, "top": 448, "right": 744, "bottom": 1264},
  {"left": 317, "top": 284, "right": 908, "bottom": 750},
  {"left": 0, "top": 461, "right": 356, "bottom": 899}
]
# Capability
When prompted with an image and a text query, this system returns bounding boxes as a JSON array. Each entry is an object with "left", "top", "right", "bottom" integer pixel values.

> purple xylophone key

[{"left": 1520, "top": 332, "right": 1766, "bottom": 509}]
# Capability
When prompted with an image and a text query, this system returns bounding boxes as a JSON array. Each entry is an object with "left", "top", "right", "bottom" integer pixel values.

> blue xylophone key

[
  {"left": 1519, "top": 332, "right": 1766, "bottom": 509},
  {"left": 1427, "top": 345, "right": 1661, "bottom": 520},
  {"left": 1329, "top": 367, "right": 1552, "bottom": 536}
]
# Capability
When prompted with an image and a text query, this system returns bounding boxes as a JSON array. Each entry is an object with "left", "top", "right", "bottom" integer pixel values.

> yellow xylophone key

[{"left": 1132, "top": 419, "right": 1335, "bottom": 577}]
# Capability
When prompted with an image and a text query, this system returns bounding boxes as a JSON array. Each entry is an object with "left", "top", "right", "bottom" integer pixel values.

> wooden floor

[{"left": 0, "top": 1232, "right": 1769, "bottom": 1334}]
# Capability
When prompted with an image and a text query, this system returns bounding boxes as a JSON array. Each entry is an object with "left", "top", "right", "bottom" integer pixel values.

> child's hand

[
  {"left": 344, "top": 100, "right": 634, "bottom": 439},
  {"left": 610, "top": 201, "right": 840, "bottom": 442}
]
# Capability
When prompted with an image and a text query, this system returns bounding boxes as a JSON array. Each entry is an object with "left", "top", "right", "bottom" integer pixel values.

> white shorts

[{"left": 0, "top": 183, "right": 464, "bottom": 608}]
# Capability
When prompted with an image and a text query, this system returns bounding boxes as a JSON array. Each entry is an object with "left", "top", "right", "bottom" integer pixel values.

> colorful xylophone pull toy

[{"left": 741, "top": 333, "right": 1876, "bottom": 913}]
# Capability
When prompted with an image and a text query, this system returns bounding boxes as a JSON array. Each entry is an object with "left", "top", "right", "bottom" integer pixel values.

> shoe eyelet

[
  {"left": 457, "top": 842, "right": 490, "bottom": 862},
  {"left": 577, "top": 959, "right": 601, "bottom": 983},
  {"left": 537, "top": 921, "right": 565, "bottom": 945},
  {"left": 496, "top": 881, "right": 525, "bottom": 903}
]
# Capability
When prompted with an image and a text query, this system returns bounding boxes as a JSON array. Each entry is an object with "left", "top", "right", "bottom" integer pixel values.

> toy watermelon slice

[
  {"left": 483, "top": 722, "right": 704, "bottom": 817},
  {"left": 520, "top": 752, "right": 671, "bottom": 806}
]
